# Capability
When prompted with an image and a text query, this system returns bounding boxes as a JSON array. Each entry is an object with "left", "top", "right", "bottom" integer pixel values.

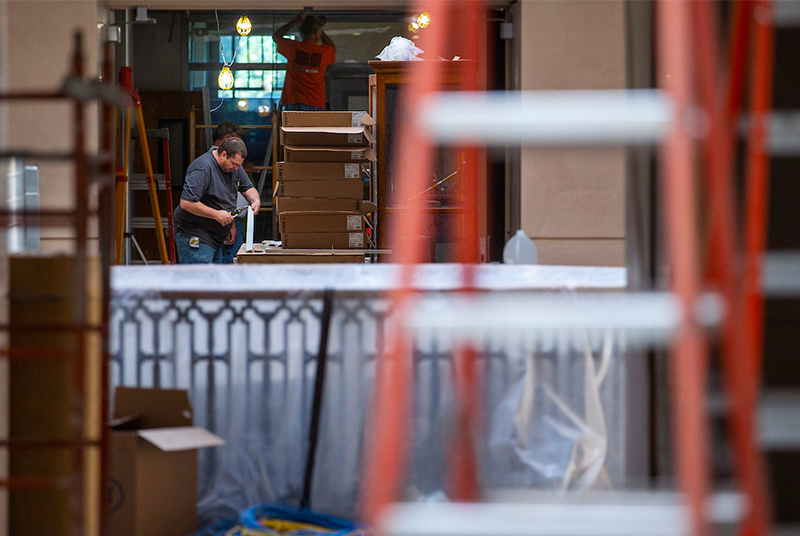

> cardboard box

[
  {"left": 109, "top": 387, "right": 225, "bottom": 536},
  {"left": 234, "top": 243, "right": 365, "bottom": 264},
  {"left": 281, "top": 126, "right": 374, "bottom": 146},
  {"left": 276, "top": 197, "right": 377, "bottom": 214},
  {"left": 283, "top": 232, "right": 370, "bottom": 249},
  {"left": 281, "top": 111, "right": 376, "bottom": 127},
  {"left": 283, "top": 145, "right": 376, "bottom": 163},
  {"left": 280, "top": 211, "right": 368, "bottom": 233},
  {"left": 274, "top": 179, "right": 364, "bottom": 199},
  {"left": 277, "top": 162, "right": 365, "bottom": 182}
]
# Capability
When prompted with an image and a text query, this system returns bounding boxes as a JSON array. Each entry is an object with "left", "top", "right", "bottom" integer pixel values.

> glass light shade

[
  {"left": 408, "top": 21, "right": 419, "bottom": 33},
  {"left": 218, "top": 66, "right": 234, "bottom": 90},
  {"left": 236, "top": 15, "right": 252, "bottom": 36},
  {"left": 417, "top": 12, "right": 431, "bottom": 28},
  {"left": 236, "top": 98, "right": 249, "bottom": 111}
]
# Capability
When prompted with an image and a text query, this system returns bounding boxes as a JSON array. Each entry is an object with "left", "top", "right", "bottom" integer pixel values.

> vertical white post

[{"left": 246, "top": 206, "right": 254, "bottom": 252}]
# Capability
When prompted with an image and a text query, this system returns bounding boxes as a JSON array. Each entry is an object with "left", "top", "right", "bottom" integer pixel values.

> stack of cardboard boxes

[{"left": 276, "top": 111, "right": 378, "bottom": 251}]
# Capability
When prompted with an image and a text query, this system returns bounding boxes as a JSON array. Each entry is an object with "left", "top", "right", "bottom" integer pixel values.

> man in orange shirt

[{"left": 273, "top": 10, "right": 336, "bottom": 111}]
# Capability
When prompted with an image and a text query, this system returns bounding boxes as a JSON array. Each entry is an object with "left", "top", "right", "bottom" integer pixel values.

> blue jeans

[
  {"left": 220, "top": 220, "right": 244, "bottom": 264},
  {"left": 282, "top": 103, "right": 325, "bottom": 111},
  {"left": 175, "top": 232, "right": 225, "bottom": 264}
]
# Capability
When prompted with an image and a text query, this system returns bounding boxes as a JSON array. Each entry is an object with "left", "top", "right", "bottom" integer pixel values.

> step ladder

[{"left": 128, "top": 127, "right": 176, "bottom": 264}]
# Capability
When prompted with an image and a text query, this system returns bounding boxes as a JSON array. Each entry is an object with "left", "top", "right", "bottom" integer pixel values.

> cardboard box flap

[
  {"left": 358, "top": 113, "right": 377, "bottom": 126},
  {"left": 137, "top": 426, "right": 226, "bottom": 452},
  {"left": 284, "top": 145, "right": 376, "bottom": 161},
  {"left": 109, "top": 413, "right": 138, "bottom": 429},
  {"left": 113, "top": 387, "right": 193, "bottom": 429}
]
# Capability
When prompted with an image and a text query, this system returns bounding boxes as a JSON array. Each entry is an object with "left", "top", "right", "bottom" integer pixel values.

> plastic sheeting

[{"left": 109, "top": 264, "right": 627, "bottom": 523}]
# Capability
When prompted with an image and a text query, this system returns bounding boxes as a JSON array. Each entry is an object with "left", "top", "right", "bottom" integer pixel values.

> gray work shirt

[{"left": 173, "top": 148, "right": 255, "bottom": 249}]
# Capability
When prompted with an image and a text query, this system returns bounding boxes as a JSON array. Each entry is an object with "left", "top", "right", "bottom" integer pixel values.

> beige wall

[
  {"left": 0, "top": 3, "right": 102, "bottom": 532},
  {"left": 5, "top": 0, "right": 101, "bottom": 255},
  {"left": 519, "top": 0, "right": 627, "bottom": 266}
]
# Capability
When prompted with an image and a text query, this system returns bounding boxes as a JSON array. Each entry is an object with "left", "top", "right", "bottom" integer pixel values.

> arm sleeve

[
  {"left": 276, "top": 37, "right": 294, "bottom": 59},
  {"left": 237, "top": 169, "right": 255, "bottom": 193},
  {"left": 181, "top": 166, "right": 211, "bottom": 202},
  {"left": 322, "top": 45, "right": 336, "bottom": 67}
]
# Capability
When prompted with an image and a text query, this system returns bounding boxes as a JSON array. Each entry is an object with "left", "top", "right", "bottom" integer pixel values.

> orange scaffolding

[
  {"left": 0, "top": 33, "right": 120, "bottom": 536},
  {"left": 360, "top": 3, "right": 776, "bottom": 536}
]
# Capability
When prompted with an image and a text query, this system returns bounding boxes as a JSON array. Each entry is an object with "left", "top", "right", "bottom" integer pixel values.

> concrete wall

[{"left": 519, "top": 0, "right": 627, "bottom": 266}]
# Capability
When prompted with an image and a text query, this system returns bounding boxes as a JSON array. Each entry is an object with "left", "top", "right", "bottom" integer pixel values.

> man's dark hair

[
  {"left": 218, "top": 137, "right": 247, "bottom": 159},
  {"left": 213, "top": 121, "right": 249, "bottom": 144},
  {"left": 301, "top": 15, "right": 326, "bottom": 36}
]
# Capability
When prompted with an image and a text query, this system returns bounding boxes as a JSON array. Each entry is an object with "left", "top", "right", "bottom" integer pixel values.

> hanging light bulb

[
  {"left": 417, "top": 12, "right": 431, "bottom": 28},
  {"left": 408, "top": 21, "right": 419, "bottom": 33},
  {"left": 236, "top": 14, "right": 252, "bottom": 36},
  {"left": 236, "top": 98, "right": 249, "bottom": 112},
  {"left": 218, "top": 66, "right": 234, "bottom": 90}
]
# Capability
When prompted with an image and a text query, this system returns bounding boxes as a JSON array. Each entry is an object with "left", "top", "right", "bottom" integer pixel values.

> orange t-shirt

[{"left": 276, "top": 38, "right": 336, "bottom": 109}]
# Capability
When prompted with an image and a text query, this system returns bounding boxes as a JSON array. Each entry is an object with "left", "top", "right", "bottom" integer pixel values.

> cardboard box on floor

[
  {"left": 281, "top": 125, "right": 374, "bottom": 147},
  {"left": 275, "top": 197, "right": 376, "bottom": 214},
  {"left": 273, "top": 179, "right": 364, "bottom": 199},
  {"left": 109, "top": 387, "right": 225, "bottom": 536},
  {"left": 281, "top": 111, "right": 376, "bottom": 128},
  {"left": 283, "top": 145, "right": 376, "bottom": 163},
  {"left": 277, "top": 162, "right": 366, "bottom": 182}
]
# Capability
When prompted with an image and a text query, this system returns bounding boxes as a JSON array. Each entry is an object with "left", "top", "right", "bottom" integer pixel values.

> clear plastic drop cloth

[{"left": 109, "top": 264, "right": 626, "bottom": 525}]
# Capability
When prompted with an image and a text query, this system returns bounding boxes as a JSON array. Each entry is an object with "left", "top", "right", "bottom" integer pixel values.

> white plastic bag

[{"left": 376, "top": 36, "right": 425, "bottom": 61}]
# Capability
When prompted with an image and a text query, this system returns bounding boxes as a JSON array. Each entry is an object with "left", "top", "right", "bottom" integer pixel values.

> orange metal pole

[
  {"left": 733, "top": 6, "right": 778, "bottom": 534},
  {"left": 360, "top": 0, "right": 450, "bottom": 526},
  {"left": 99, "top": 41, "right": 115, "bottom": 536},
  {"left": 693, "top": 4, "right": 772, "bottom": 536},
  {"left": 115, "top": 107, "right": 130, "bottom": 265},
  {"left": 133, "top": 91, "right": 169, "bottom": 264},
  {"left": 70, "top": 30, "right": 88, "bottom": 536},
  {"left": 657, "top": 3, "right": 713, "bottom": 536},
  {"left": 449, "top": 0, "right": 484, "bottom": 503},
  {"left": 743, "top": 0, "right": 775, "bottom": 392},
  {"left": 704, "top": 0, "right": 753, "bottom": 281}
]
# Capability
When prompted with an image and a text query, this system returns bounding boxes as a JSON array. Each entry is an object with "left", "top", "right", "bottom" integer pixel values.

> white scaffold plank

[
  {"left": 762, "top": 251, "right": 800, "bottom": 297},
  {"left": 380, "top": 491, "right": 744, "bottom": 536},
  {"left": 380, "top": 500, "right": 689, "bottom": 536},
  {"left": 759, "top": 390, "right": 800, "bottom": 449},
  {"left": 405, "top": 291, "right": 722, "bottom": 349},
  {"left": 420, "top": 90, "right": 673, "bottom": 146}
]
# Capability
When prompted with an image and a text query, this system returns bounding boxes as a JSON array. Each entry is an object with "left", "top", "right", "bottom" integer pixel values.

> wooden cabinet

[{"left": 368, "top": 60, "right": 478, "bottom": 257}]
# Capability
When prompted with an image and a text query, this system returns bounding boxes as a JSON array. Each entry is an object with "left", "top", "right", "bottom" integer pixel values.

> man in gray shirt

[{"left": 174, "top": 137, "right": 260, "bottom": 263}]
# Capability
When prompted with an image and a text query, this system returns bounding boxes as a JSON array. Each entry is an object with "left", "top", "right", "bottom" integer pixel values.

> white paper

[
  {"left": 351, "top": 111, "right": 367, "bottom": 127},
  {"left": 347, "top": 215, "right": 362, "bottom": 230},
  {"left": 345, "top": 163, "right": 360, "bottom": 179},
  {"left": 246, "top": 206, "right": 254, "bottom": 252},
  {"left": 349, "top": 233, "right": 364, "bottom": 248}
]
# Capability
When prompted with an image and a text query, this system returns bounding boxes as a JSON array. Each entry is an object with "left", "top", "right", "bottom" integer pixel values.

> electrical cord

[{"left": 212, "top": 9, "right": 245, "bottom": 112}]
